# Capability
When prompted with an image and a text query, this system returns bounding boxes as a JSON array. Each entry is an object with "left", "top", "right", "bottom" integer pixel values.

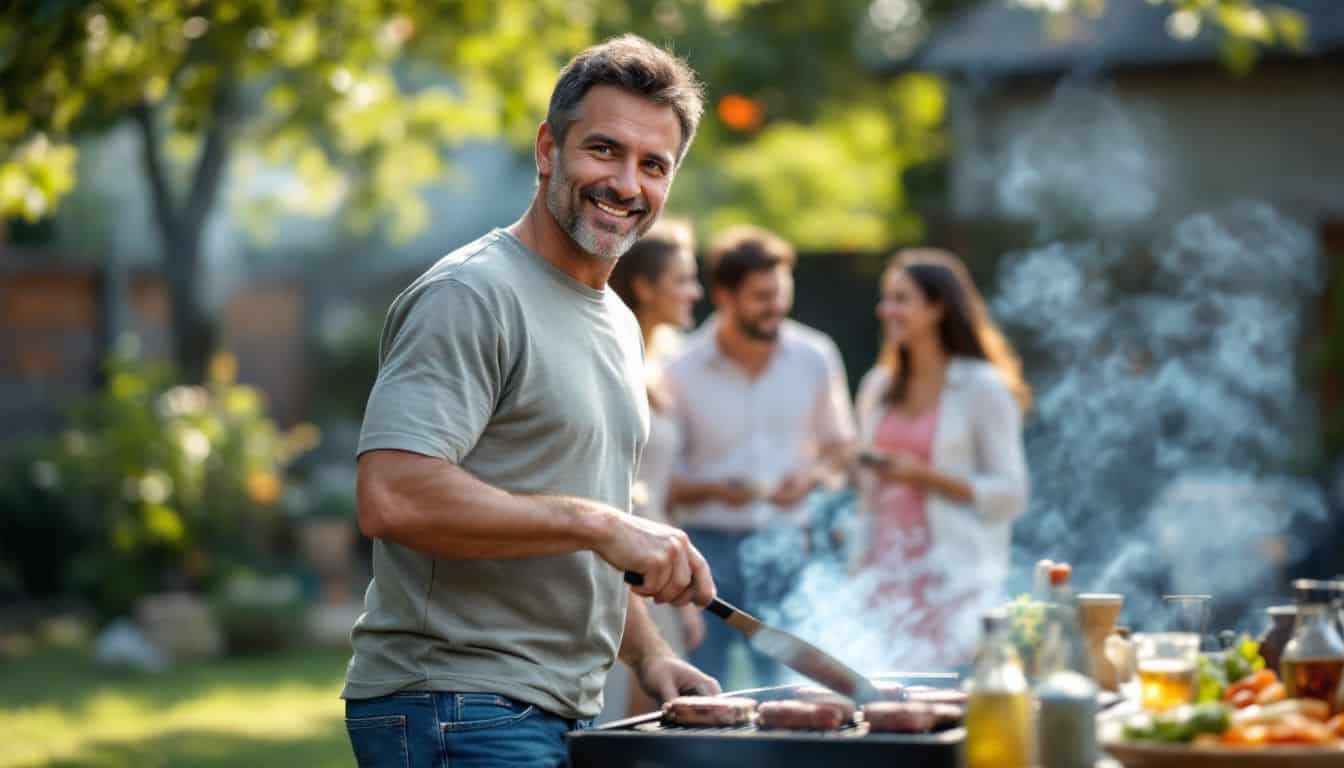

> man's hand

[
  {"left": 767, "top": 470, "right": 814, "bottom": 506},
  {"left": 591, "top": 512, "right": 715, "bottom": 607},
  {"left": 679, "top": 604, "right": 706, "bottom": 651},
  {"left": 634, "top": 654, "right": 720, "bottom": 703}
]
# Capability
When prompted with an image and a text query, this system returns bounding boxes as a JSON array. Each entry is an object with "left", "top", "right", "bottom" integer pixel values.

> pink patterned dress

[{"left": 861, "top": 401, "right": 961, "bottom": 665}]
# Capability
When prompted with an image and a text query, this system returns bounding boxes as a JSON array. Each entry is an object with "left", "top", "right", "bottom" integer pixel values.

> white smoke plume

[
  {"left": 993, "top": 88, "right": 1328, "bottom": 634},
  {"left": 730, "top": 86, "right": 1327, "bottom": 685}
]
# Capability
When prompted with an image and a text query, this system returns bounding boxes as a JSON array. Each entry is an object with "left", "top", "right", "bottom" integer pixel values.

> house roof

[{"left": 881, "top": 0, "right": 1344, "bottom": 80}]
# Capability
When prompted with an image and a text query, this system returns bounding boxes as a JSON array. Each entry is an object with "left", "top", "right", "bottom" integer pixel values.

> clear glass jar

[{"left": 1280, "top": 579, "right": 1344, "bottom": 714}]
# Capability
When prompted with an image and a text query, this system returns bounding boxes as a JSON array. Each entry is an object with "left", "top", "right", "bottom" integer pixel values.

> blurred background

[{"left": 1, "top": 0, "right": 1341, "bottom": 765}]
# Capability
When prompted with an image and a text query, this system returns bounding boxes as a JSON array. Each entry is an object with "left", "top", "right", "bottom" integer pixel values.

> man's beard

[
  {"left": 545, "top": 156, "right": 650, "bottom": 262},
  {"left": 737, "top": 313, "right": 782, "bottom": 341}
]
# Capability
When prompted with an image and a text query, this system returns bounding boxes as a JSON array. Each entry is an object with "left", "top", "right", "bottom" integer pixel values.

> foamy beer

[{"left": 1133, "top": 632, "right": 1199, "bottom": 711}]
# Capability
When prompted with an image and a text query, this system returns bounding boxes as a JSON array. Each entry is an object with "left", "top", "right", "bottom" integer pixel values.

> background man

[
  {"left": 345, "top": 35, "right": 718, "bottom": 767},
  {"left": 665, "top": 226, "right": 855, "bottom": 687}
]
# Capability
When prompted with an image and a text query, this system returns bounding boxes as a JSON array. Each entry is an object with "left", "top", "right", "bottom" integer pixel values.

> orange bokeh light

[{"left": 717, "top": 94, "right": 764, "bottom": 132}]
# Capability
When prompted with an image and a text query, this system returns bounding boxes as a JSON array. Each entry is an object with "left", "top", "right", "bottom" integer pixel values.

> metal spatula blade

[{"left": 624, "top": 571, "right": 882, "bottom": 704}]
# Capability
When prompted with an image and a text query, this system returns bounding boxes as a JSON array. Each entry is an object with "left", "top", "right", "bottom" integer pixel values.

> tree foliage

[
  {"left": 1018, "top": 0, "right": 1309, "bottom": 75},
  {"left": 0, "top": 0, "right": 1306, "bottom": 376}
]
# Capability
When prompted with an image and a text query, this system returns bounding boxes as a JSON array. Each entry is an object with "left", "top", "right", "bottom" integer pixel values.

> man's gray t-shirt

[{"left": 344, "top": 229, "right": 649, "bottom": 719}]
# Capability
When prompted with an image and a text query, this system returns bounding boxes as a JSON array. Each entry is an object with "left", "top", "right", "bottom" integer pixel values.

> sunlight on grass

[{"left": 0, "top": 649, "right": 352, "bottom": 768}]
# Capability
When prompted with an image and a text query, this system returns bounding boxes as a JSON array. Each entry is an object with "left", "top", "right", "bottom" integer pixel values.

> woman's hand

[
  {"left": 855, "top": 448, "right": 927, "bottom": 484},
  {"left": 881, "top": 453, "right": 926, "bottom": 483}
]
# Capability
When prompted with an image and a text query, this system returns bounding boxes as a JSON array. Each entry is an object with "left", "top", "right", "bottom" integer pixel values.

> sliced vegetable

[
  {"left": 1219, "top": 723, "right": 1269, "bottom": 745},
  {"left": 1265, "top": 715, "right": 1331, "bottom": 744},
  {"left": 1325, "top": 713, "right": 1344, "bottom": 736},
  {"left": 1254, "top": 682, "right": 1287, "bottom": 706},
  {"left": 1233, "top": 699, "right": 1331, "bottom": 726}
]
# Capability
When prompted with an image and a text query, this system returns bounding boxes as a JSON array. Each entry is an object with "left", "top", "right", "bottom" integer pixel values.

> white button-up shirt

[{"left": 664, "top": 317, "right": 855, "bottom": 531}]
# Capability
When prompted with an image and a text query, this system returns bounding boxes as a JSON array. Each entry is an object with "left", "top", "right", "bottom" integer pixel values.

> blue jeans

[
  {"left": 345, "top": 691, "right": 592, "bottom": 768},
  {"left": 685, "top": 527, "right": 806, "bottom": 690}
]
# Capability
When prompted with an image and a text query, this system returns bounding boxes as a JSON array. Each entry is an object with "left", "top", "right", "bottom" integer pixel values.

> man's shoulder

[
  {"left": 421, "top": 230, "right": 521, "bottom": 288},
  {"left": 395, "top": 230, "right": 526, "bottom": 313},
  {"left": 780, "top": 319, "right": 842, "bottom": 365},
  {"left": 663, "top": 321, "right": 717, "bottom": 375}
]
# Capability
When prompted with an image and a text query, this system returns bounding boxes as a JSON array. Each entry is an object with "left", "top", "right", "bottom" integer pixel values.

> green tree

[
  {"left": 0, "top": 0, "right": 598, "bottom": 381},
  {"left": 0, "top": 0, "right": 1303, "bottom": 380}
]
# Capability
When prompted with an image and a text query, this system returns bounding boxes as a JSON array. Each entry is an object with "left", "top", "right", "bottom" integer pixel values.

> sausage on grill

[
  {"left": 661, "top": 696, "right": 757, "bottom": 726},
  {"left": 757, "top": 700, "right": 846, "bottom": 730},
  {"left": 862, "top": 701, "right": 938, "bottom": 733}
]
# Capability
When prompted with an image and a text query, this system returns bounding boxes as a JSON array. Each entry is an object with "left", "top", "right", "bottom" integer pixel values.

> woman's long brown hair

[
  {"left": 878, "top": 248, "right": 1032, "bottom": 413},
  {"left": 609, "top": 219, "right": 695, "bottom": 413}
]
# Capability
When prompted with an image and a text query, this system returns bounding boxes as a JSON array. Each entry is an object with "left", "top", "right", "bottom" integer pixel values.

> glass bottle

[
  {"left": 1035, "top": 565, "right": 1098, "bottom": 768},
  {"left": 1280, "top": 579, "right": 1344, "bottom": 715},
  {"left": 965, "top": 610, "right": 1034, "bottom": 768}
]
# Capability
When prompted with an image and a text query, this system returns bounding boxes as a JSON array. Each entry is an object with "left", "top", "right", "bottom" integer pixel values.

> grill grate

[
  {"left": 568, "top": 676, "right": 966, "bottom": 768},
  {"left": 635, "top": 718, "right": 917, "bottom": 738}
]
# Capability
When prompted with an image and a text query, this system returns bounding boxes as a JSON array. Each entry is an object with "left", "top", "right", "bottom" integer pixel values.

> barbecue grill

[{"left": 567, "top": 674, "right": 964, "bottom": 768}]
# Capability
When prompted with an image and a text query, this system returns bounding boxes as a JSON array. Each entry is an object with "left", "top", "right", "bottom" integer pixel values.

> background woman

[
  {"left": 853, "top": 247, "right": 1031, "bottom": 669},
  {"left": 602, "top": 219, "right": 706, "bottom": 719}
]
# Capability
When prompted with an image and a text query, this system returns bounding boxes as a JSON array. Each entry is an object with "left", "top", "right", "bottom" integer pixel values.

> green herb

[
  {"left": 1223, "top": 636, "right": 1266, "bottom": 684},
  {"left": 1196, "top": 653, "right": 1226, "bottom": 703},
  {"left": 1194, "top": 634, "right": 1266, "bottom": 703},
  {"left": 1123, "top": 703, "right": 1231, "bottom": 743}
]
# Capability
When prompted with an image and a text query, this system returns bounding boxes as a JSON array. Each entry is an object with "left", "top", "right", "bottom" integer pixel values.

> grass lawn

[{"left": 0, "top": 646, "right": 353, "bottom": 768}]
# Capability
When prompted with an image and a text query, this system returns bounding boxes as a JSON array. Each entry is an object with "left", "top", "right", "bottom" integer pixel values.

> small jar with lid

[{"left": 1280, "top": 579, "right": 1344, "bottom": 714}]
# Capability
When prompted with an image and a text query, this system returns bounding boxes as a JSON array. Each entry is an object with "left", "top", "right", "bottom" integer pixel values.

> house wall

[
  {"left": 946, "top": 61, "right": 1344, "bottom": 223},
  {"left": 0, "top": 261, "right": 308, "bottom": 438}
]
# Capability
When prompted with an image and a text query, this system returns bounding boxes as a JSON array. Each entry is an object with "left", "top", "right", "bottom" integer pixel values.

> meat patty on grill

[
  {"left": 929, "top": 703, "right": 964, "bottom": 728},
  {"left": 874, "top": 681, "right": 910, "bottom": 701},
  {"left": 862, "top": 701, "right": 937, "bottom": 733},
  {"left": 661, "top": 696, "right": 757, "bottom": 726},
  {"left": 757, "top": 700, "right": 846, "bottom": 731},
  {"left": 792, "top": 687, "right": 858, "bottom": 721}
]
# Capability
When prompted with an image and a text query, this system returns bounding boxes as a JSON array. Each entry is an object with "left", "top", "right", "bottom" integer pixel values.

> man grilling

[{"left": 344, "top": 35, "right": 718, "bottom": 767}]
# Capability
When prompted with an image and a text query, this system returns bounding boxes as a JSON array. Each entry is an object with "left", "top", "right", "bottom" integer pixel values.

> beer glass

[
  {"left": 1133, "top": 632, "right": 1199, "bottom": 712},
  {"left": 1162, "top": 594, "right": 1217, "bottom": 652}
]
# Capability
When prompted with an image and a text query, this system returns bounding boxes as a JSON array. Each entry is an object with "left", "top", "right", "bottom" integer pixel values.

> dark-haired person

[
  {"left": 345, "top": 36, "right": 719, "bottom": 767},
  {"left": 664, "top": 225, "right": 855, "bottom": 688},
  {"left": 852, "top": 248, "right": 1031, "bottom": 669},
  {"left": 601, "top": 218, "right": 707, "bottom": 720}
]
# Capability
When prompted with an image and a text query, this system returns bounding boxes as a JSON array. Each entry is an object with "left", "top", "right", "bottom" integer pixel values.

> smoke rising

[
  {"left": 728, "top": 86, "right": 1326, "bottom": 687},
  {"left": 993, "top": 88, "right": 1327, "bottom": 634}
]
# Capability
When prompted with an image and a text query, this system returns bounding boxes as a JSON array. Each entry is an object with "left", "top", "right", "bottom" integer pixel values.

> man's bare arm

[
  {"left": 620, "top": 595, "right": 719, "bottom": 702},
  {"left": 357, "top": 449, "right": 716, "bottom": 606},
  {"left": 618, "top": 596, "right": 677, "bottom": 667}
]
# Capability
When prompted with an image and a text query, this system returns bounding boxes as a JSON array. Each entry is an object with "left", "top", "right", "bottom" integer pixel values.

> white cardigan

[{"left": 853, "top": 357, "right": 1029, "bottom": 601}]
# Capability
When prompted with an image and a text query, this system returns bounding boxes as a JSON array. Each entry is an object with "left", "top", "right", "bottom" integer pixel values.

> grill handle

[{"left": 623, "top": 571, "right": 734, "bottom": 620}]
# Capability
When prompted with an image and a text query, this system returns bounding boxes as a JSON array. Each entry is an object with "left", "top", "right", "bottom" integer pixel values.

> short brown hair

[
  {"left": 547, "top": 34, "right": 705, "bottom": 163},
  {"left": 706, "top": 225, "right": 796, "bottom": 292}
]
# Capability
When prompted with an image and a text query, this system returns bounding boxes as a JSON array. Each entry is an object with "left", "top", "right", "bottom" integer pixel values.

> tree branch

[
  {"left": 131, "top": 102, "right": 182, "bottom": 253},
  {"left": 184, "top": 78, "right": 240, "bottom": 237}
]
